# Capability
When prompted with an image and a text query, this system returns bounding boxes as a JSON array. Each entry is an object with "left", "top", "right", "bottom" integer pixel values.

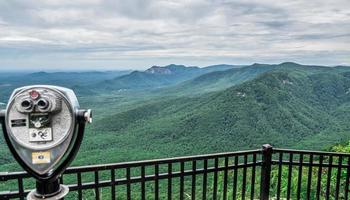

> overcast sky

[{"left": 0, "top": 0, "right": 349, "bottom": 70}]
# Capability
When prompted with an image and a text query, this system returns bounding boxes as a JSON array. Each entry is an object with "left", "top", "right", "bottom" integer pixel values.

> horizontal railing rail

[{"left": 1, "top": 145, "right": 350, "bottom": 199}]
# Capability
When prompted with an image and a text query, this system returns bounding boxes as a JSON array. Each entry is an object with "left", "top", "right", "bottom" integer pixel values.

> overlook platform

[{"left": 1, "top": 144, "right": 350, "bottom": 199}]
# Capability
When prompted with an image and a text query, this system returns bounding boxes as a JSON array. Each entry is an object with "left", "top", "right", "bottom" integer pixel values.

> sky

[{"left": 0, "top": 0, "right": 349, "bottom": 70}]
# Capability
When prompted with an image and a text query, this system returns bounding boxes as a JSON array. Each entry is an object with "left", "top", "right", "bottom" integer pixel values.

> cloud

[{"left": 0, "top": 0, "right": 349, "bottom": 70}]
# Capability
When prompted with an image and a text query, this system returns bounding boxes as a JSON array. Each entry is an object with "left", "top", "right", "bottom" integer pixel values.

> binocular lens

[
  {"left": 21, "top": 99, "right": 33, "bottom": 110},
  {"left": 37, "top": 99, "right": 49, "bottom": 109}
]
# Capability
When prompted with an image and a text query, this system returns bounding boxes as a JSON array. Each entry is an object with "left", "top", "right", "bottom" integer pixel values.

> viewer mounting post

[{"left": 260, "top": 144, "right": 273, "bottom": 200}]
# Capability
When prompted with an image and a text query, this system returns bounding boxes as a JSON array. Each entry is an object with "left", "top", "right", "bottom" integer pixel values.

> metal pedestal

[{"left": 27, "top": 184, "right": 69, "bottom": 200}]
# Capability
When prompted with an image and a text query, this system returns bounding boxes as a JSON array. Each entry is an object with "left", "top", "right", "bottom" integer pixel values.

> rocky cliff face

[{"left": 145, "top": 66, "right": 172, "bottom": 75}]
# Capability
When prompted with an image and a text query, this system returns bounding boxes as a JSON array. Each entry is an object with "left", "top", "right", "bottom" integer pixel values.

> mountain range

[
  {"left": 1, "top": 62, "right": 350, "bottom": 168},
  {"left": 83, "top": 63, "right": 350, "bottom": 163},
  {"left": 94, "top": 64, "right": 242, "bottom": 91}
]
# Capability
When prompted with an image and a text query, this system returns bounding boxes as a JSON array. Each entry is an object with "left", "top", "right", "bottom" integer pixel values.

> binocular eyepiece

[
  {"left": 21, "top": 99, "right": 33, "bottom": 110},
  {"left": 16, "top": 90, "right": 62, "bottom": 114},
  {"left": 20, "top": 98, "right": 49, "bottom": 111}
]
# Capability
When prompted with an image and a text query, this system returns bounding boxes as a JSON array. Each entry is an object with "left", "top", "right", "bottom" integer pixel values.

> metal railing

[{"left": 1, "top": 144, "right": 350, "bottom": 200}]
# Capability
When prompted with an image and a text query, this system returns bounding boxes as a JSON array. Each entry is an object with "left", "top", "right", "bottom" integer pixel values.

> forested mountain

[
  {"left": 157, "top": 62, "right": 335, "bottom": 96},
  {"left": 82, "top": 65, "right": 350, "bottom": 164},
  {"left": 162, "top": 63, "right": 277, "bottom": 95}
]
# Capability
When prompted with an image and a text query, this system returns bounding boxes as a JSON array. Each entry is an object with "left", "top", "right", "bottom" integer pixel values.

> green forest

[{"left": 2, "top": 62, "right": 350, "bottom": 199}]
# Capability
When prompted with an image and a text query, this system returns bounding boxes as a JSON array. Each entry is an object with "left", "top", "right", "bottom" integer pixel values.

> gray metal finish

[
  {"left": 27, "top": 185, "right": 69, "bottom": 200},
  {"left": 4, "top": 85, "right": 79, "bottom": 175}
]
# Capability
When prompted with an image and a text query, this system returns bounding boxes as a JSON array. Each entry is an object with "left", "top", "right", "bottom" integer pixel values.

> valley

[{"left": 1, "top": 62, "right": 350, "bottom": 172}]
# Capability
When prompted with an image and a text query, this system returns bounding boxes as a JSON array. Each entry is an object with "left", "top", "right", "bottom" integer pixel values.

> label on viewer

[{"left": 32, "top": 151, "right": 51, "bottom": 164}]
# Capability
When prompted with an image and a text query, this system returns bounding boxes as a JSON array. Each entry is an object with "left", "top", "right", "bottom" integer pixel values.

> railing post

[{"left": 260, "top": 144, "right": 273, "bottom": 200}]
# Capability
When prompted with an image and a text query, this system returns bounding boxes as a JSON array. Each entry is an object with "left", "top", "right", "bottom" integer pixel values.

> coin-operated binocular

[{"left": 0, "top": 85, "right": 92, "bottom": 200}]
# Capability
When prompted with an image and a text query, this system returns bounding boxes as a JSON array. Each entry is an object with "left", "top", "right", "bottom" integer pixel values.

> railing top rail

[
  {"left": 0, "top": 149, "right": 261, "bottom": 180},
  {"left": 274, "top": 148, "right": 350, "bottom": 157},
  {"left": 66, "top": 149, "right": 261, "bottom": 172}
]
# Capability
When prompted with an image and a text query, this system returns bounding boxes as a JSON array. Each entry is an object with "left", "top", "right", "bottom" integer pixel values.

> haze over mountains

[
  {"left": 1, "top": 62, "right": 350, "bottom": 168},
  {"left": 95, "top": 64, "right": 242, "bottom": 91}
]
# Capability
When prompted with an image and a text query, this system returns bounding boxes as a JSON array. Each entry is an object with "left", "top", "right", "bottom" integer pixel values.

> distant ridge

[
  {"left": 91, "top": 62, "right": 345, "bottom": 92},
  {"left": 96, "top": 64, "right": 240, "bottom": 90},
  {"left": 0, "top": 70, "right": 131, "bottom": 101}
]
